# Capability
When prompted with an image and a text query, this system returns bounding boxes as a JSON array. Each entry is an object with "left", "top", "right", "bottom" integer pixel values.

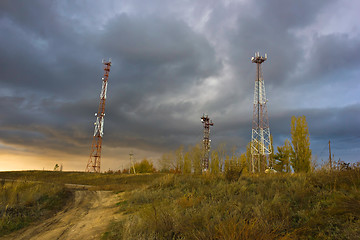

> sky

[{"left": 0, "top": 0, "right": 360, "bottom": 171}]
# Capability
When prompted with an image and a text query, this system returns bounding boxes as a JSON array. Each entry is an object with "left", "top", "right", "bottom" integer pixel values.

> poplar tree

[
  {"left": 175, "top": 145, "right": 184, "bottom": 173},
  {"left": 216, "top": 143, "right": 226, "bottom": 172},
  {"left": 245, "top": 142, "right": 252, "bottom": 172},
  {"left": 159, "top": 153, "right": 171, "bottom": 172},
  {"left": 290, "top": 116, "right": 312, "bottom": 173},
  {"left": 274, "top": 139, "right": 291, "bottom": 172},
  {"left": 269, "top": 135, "right": 275, "bottom": 168},
  {"left": 230, "top": 148, "right": 241, "bottom": 172},
  {"left": 191, "top": 144, "right": 202, "bottom": 174},
  {"left": 183, "top": 151, "right": 192, "bottom": 174},
  {"left": 224, "top": 155, "right": 230, "bottom": 173},
  {"left": 239, "top": 153, "right": 248, "bottom": 173},
  {"left": 210, "top": 151, "right": 220, "bottom": 174}
]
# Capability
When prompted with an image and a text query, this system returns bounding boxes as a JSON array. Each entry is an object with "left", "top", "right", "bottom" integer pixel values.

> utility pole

[
  {"left": 250, "top": 52, "right": 272, "bottom": 173},
  {"left": 85, "top": 59, "right": 112, "bottom": 173},
  {"left": 329, "top": 140, "right": 332, "bottom": 171},
  {"left": 201, "top": 114, "right": 214, "bottom": 172},
  {"left": 129, "top": 152, "right": 136, "bottom": 174}
]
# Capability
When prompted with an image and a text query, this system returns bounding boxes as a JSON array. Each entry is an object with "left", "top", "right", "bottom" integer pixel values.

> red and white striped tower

[
  {"left": 201, "top": 114, "right": 214, "bottom": 172},
  {"left": 86, "top": 59, "right": 111, "bottom": 173}
]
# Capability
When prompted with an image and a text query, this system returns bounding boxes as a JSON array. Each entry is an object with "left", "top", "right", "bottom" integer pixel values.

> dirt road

[{"left": 2, "top": 191, "right": 122, "bottom": 240}]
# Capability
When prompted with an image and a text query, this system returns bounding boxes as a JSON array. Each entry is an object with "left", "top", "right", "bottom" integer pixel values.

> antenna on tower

[
  {"left": 85, "top": 59, "right": 112, "bottom": 173},
  {"left": 201, "top": 114, "right": 214, "bottom": 172},
  {"left": 250, "top": 52, "right": 271, "bottom": 173}
]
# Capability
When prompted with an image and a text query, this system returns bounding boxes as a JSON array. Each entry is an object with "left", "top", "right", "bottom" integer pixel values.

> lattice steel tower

[
  {"left": 251, "top": 52, "right": 271, "bottom": 173},
  {"left": 201, "top": 114, "right": 214, "bottom": 172},
  {"left": 86, "top": 59, "right": 112, "bottom": 173}
]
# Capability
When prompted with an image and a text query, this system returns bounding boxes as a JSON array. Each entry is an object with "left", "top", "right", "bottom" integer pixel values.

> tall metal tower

[
  {"left": 201, "top": 114, "right": 214, "bottom": 172},
  {"left": 251, "top": 52, "right": 271, "bottom": 173},
  {"left": 85, "top": 59, "right": 112, "bottom": 173}
]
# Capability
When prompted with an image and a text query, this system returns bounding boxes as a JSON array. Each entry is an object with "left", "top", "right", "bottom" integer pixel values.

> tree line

[
  {"left": 105, "top": 116, "right": 313, "bottom": 175},
  {"left": 158, "top": 116, "right": 312, "bottom": 175}
]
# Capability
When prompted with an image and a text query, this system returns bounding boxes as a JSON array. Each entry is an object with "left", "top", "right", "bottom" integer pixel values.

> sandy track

[{"left": 2, "top": 191, "right": 122, "bottom": 240}]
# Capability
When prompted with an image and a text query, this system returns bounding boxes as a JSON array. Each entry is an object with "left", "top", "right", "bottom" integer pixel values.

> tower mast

[
  {"left": 250, "top": 52, "right": 271, "bottom": 173},
  {"left": 201, "top": 114, "right": 214, "bottom": 172},
  {"left": 85, "top": 59, "right": 112, "bottom": 173}
]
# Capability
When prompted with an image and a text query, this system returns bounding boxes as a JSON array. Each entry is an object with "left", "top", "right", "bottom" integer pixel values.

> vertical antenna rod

[
  {"left": 201, "top": 114, "right": 214, "bottom": 172},
  {"left": 250, "top": 52, "right": 271, "bottom": 173},
  {"left": 85, "top": 59, "right": 112, "bottom": 173}
]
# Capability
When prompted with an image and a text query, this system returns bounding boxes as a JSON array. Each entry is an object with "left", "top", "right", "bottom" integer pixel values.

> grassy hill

[
  {"left": 103, "top": 170, "right": 360, "bottom": 240},
  {"left": 1, "top": 170, "right": 359, "bottom": 239}
]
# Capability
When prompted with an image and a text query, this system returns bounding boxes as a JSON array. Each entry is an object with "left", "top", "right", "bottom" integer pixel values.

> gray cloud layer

[{"left": 0, "top": 0, "right": 359, "bottom": 169}]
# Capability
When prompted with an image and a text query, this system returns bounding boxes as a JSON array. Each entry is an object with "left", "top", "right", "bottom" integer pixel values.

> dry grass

[
  {"left": 2, "top": 169, "right": 359, "bottom": 239},
  {"left": 0, "top": 171, "right": 164, "bottom": 191},
  {"left": 103, "top": 169, "right": 360, "bottom": 240},
  {"left": 0, "top": 180, "right": 71, "bottom": 237},
  {"left": 0, "top": 171, "right": 164, "bottom": 237}
]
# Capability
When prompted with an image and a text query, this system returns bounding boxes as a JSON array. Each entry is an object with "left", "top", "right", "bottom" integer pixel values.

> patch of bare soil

[{"left": 1, "top": 191, "right": 122, "bottom": 240}]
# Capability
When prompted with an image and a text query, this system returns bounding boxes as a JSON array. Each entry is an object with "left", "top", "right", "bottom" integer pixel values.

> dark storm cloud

[
  {"left": 268, "top": 104, "right": 360, "bottom": 157},
  {"left": 0, "top": 4, "right": 221, "bottom": 156},
  {"left": 98, "top": 14, "right": 221, "bottom": 94},
  {"left": 0, "top": 0, "right": 104, "bottom": 99},
  {"left": 90, "top": 13, "right": 222, "bottom": 150},
  {"left": 305, "top": 33, "right": 360, "bottom": 81},
  {"left": 225, "top": 0, "right": 335, "bottom": 88},
  {"left": 0, "top": 95, "right": 91, "bottom": 155},
  {"left": 184, "top": 0, "right": 339, "bottom": 124},
  {"left": 0, "top": 1, "right": 58, "bottom": 37},
  {"left": 305, "top": 104, "right": 360, "bottom": 139}
]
